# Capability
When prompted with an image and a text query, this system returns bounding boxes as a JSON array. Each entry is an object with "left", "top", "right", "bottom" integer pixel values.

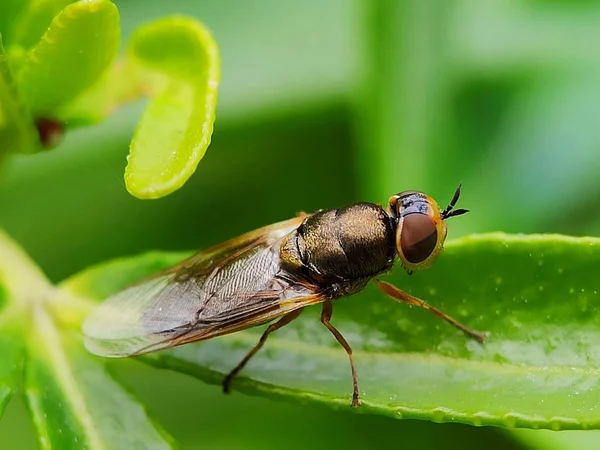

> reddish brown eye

[{"left": 400, "top": 213, "right": 438, "bottom": 264}]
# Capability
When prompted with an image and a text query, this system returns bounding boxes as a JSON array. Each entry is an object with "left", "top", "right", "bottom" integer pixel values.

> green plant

[
  {"left": 2, "top": 1, "right": 600, "bottom": 449},
  {"left": 0, "top": 0, "right": 219, "bottom": 199}
]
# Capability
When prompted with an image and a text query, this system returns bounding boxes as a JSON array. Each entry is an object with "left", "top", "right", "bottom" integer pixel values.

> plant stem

[{"left": 353, "top": 0, "right": 452, "bottom": 200}]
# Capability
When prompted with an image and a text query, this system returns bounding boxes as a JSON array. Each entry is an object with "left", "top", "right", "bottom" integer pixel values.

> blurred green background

[{"left": 2, "top": 0, "right": 600, "bottom": 448}]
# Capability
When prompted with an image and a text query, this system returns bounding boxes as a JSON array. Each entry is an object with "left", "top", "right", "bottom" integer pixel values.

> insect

[{"left": 83, "top": 185, "right": 486, "bottom": 407}]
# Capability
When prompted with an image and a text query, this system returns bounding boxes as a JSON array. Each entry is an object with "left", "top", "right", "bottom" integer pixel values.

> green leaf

[
  {"left": 0, "top": 229, "right": 175, "bottom": 449},
  {"left": 0, "top": 232, "right": 25, "bottom": 421},
  {"left": 512, "top": 429, "right": 600, "bottom": 450},
  {"left": 123, "top": 16, "right": 220, "bottom": 199},
  {"left": 54, "top": 61, "right": 143, "bottom": 127},
  {"left": 25, "top": 322, "right": 174, "bottom": 449},
  {"left": 0, "top": 314, "right": 25, "bottom": 420},
  {"left": 0, "top": 0, "right": 33, "bottom": 47},
  {"left": 9, "top": 0, "right": 74, "bottom": 50},
  {"left": 17, "top": 0, "right": 120, "bottom": 116},
  {"left": 67, "top": 233, "right": 600, "bottom": 431},
  {"left": 0, "top": 34, "right": 37, "bottom": 155}
]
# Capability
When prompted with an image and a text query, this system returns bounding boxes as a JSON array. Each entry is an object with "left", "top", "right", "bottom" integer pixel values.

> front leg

[{"left": 376, "top": 280, "right": 487, "bottom": 343}]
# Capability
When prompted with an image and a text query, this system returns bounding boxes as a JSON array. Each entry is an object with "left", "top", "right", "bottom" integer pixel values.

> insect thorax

[{"left": 280, "top": 203, "right": 395, "bottom": 283}]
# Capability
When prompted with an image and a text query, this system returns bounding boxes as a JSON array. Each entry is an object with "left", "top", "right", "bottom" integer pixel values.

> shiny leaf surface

[{"left": 67, "top": 232, "right": 600, "bottom": 431}]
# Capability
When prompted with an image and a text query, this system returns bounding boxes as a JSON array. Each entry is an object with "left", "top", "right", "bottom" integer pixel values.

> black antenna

[{"left": 441, "top": 183, "right": 469, "bottom": 220}]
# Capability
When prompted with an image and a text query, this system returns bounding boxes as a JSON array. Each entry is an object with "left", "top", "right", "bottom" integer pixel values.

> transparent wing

[{"left": 82, "top": 216, "right": 325, "bottom": 358}]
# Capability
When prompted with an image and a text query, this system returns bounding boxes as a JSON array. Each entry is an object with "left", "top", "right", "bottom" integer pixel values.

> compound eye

[{"left": 399, "top": 213, "right": 438, "bottom": 264}]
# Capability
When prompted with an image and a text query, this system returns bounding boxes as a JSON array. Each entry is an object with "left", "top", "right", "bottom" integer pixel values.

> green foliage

[
  {"left": 17, "top": 0, "right": 120, "bottom": 115},
  {"left": 0, "top": 0, "right": 219, "bottom": 198},
  {"left": 60, "top": 233, "right": 600, "bottom": 431},
  {"left": 4, "top": 227, "right": 600, "bottom": 446},
  {"left": 0, "top": 230, "right": 175, "bottom": 448},
  {"left": 0, "top": 35, "right": 37, "bottom": 155},
  {"left": 125, "top": 17, "right": 220, "bottom": 199}
]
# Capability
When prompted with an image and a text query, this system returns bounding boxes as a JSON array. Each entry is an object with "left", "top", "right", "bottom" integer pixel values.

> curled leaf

[
  {"left": 17, "top": 0, "right": 120, "bottom": 116},
  {"left": 9, "top": 0, "right": 74, "bottom": 50},
  {"left": 124, "top": 16, "right": 220, "bottom": 199}
]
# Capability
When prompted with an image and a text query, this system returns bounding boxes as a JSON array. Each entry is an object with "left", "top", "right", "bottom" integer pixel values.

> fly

[{"left": 82, "top": 184, "right": 486, "bottom": 407}]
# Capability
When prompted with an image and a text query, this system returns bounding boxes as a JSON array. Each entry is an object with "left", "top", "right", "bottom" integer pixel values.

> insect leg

[
  {"left": 376, "top": 280, "right": 487, "bottom": 343},
  {"left": 320, "top": 300, "right": 360, "bottom": 407},
  {"left": 223, "top": 308, "right": 303, "bottom": 394}
]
